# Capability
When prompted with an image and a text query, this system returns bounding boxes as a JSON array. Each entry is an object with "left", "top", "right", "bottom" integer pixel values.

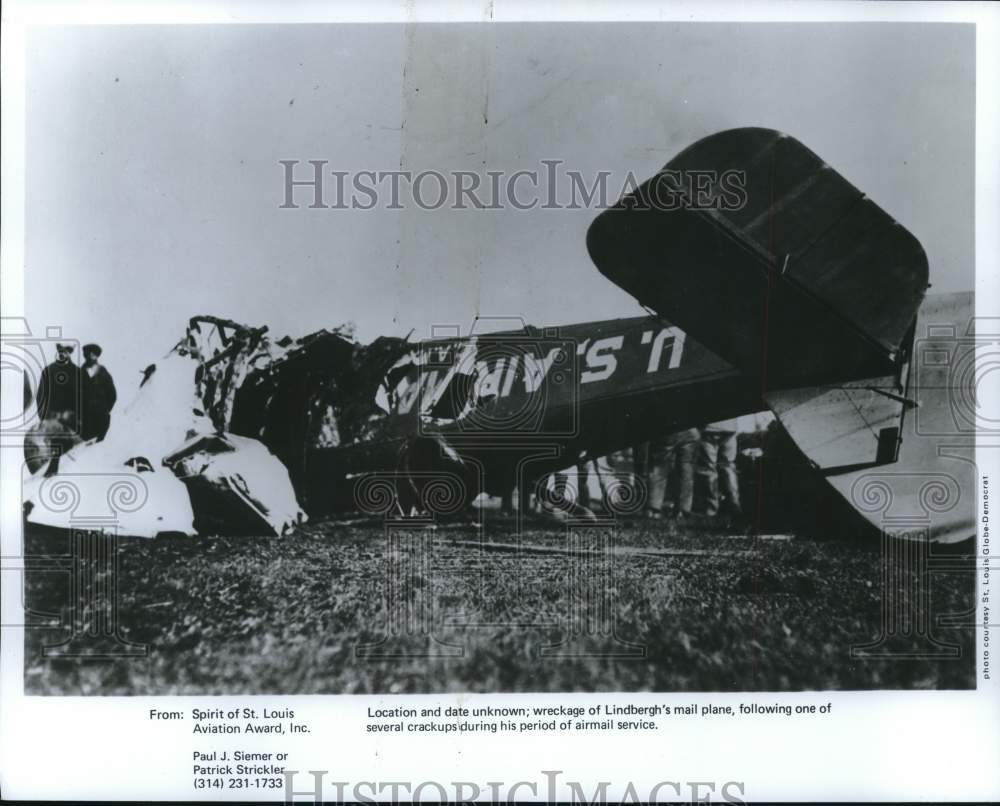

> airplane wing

[
  {"left": 588, "top": 129, "right": 973, "bottom": 544},
  {"left": 586, "top": 127, "right": 929, "bottom": 389}
]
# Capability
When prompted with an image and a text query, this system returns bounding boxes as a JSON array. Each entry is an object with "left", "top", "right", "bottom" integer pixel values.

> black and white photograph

[{"left": 2, "top": 2, "right": 998, "bottom": 802}]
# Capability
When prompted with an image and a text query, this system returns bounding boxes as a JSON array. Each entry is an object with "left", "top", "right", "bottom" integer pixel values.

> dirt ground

[{"left": 23, "top": 514, "right": 976, "bottom": 695}]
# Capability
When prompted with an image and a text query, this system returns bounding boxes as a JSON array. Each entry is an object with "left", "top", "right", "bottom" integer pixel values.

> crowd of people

[
  {"left": 632, "top": 418, "right": 746, "bottom": 520},
  {"left": 494, "top": 415, "right": 764, "bottom": 523}
]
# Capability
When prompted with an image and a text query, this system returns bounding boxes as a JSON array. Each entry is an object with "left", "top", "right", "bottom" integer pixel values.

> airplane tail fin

[{"left": 586, "top": 127, "right": 929, "bottom": 389}]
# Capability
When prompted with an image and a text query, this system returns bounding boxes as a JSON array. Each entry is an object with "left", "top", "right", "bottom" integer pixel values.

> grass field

[{"left": 23, "top": 515, "right": 976, "bottom": 695}]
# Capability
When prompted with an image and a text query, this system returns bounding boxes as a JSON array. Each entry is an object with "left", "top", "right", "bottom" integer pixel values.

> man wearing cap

[
  {"left": 36, "top": 343, "right": 81, "bottom": 431},
  {"left": 29, "top": 343, "right": 83, "bottom": 473},
  {"left": 80, "top": 343, "right": 117, "bottom": 441}
]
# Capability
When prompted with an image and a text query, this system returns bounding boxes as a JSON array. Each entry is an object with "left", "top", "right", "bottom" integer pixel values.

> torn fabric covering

[
  {"left": 23, "top": 318, "right": 307, "bottom": 538},
  {"left": 22, "top": 437, "right": 197, "bottom": 537},
  {"left": 23, "top": 417, "right": 82, "bottom": 475},
  {"left": 164, "top": 433, "right": 305, "bottom": 536}
]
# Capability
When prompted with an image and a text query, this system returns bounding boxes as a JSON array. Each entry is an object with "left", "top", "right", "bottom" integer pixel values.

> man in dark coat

[
  {"left": 29, "top": 343, "right": 83, "bottom": 473},
  {"left": 36, "top": 343, "right": 82, "bottom": 432},
  {"left": 80, "top": 343, "right": 117, "bottom": 441}
]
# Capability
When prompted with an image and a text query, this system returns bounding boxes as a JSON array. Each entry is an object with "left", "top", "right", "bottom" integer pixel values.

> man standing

[
  {"left": 636, "top": 438, "right": 667, "bottom": 519},
  {"left": 635, "top": 428, "right": 700, "bottom": 519},
  {"left": 698, "top": 418, "right": 742, "bottom": 517},
  {"left": 28, "top": 343, "right": 83, "bottom": 474},
  {"left": 36, "top": 343, "right": 81, "bottom": 431},
  {"left": 80, "top": 343, "right": 117, "bottom": 441},
  {"left": 544, "top": 457, "right": 596, "bottom": 520},
  {"left": 663, "top": 427, "right": 700, "bottom": 519}
]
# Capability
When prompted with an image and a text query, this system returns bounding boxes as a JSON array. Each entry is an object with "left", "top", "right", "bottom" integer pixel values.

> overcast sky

[{"left": 26, "top": 22, "right": 974, "bottom": 388}]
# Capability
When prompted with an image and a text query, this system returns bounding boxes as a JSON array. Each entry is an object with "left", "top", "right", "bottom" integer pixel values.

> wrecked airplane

[
  {"left": 23, "top": 317, "right": 308, "bottom": 538},
  {"left": 22, "top": 129, "right": 978, "bottom": 545},
  {"left": 236, "top": 313, "right": 760, "bottom": 519},
  {"left": 23, "top": 310, "right": 722, "bottom": 534}
]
